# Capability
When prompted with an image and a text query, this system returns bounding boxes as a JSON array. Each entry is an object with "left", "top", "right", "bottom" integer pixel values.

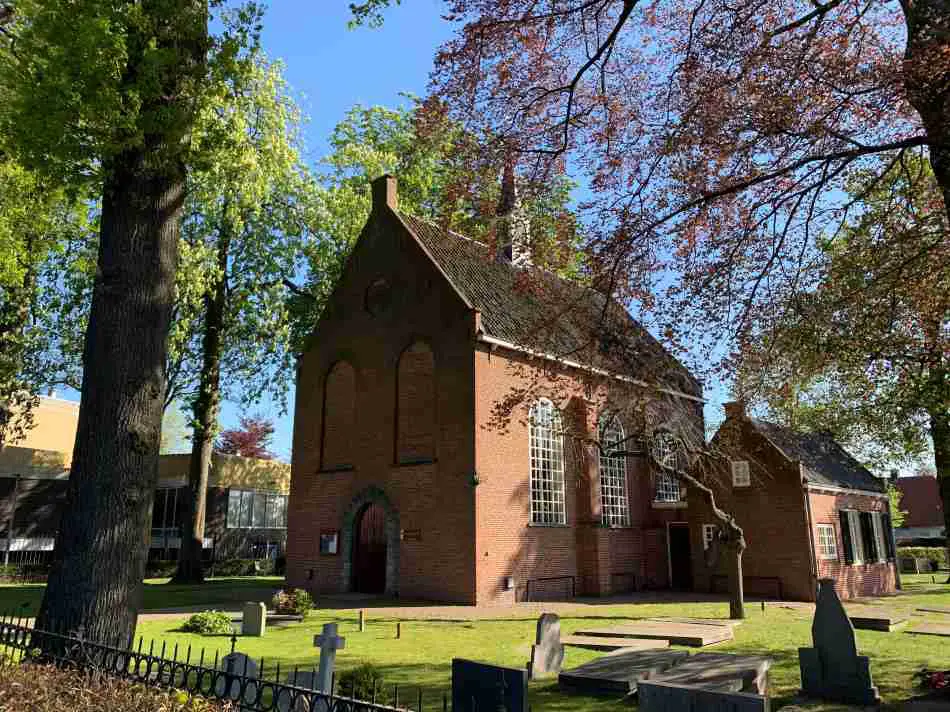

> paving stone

[
  {"left": 575, "top": 621, "right": 733, "bottom": 647},
  {"left": 907, "top": 622, "right": 950, "bottom": 637},
  {"left": 562, "top": 635, "right": 670, "bottom": 652},
  {"left": 650, "top": 653, "right": 772, "bottom": 695},
  {"left": 558, "top": 649, "right": 689, "bottom": 696}
]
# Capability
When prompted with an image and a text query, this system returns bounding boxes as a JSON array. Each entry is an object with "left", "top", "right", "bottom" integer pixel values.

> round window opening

[{"left": 365, "top": 277, "right": 393, "bottom": 317}]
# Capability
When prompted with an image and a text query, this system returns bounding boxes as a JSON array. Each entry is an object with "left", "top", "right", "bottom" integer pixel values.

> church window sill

[
  {"left": 527, "top": 522, "right": 570, "bottom": 528},
  {"left": 319, "top": 465, "right": 355, "bottom": 474},
  {"left": 651, "top": 500, "right": 687, "bottom": 510},
  {"left": 394, "top": 458, "right": 437, "bottom": 467}
]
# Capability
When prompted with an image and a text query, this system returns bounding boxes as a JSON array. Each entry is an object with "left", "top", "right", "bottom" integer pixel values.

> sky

[{"left": 63, "top": 1, "right": 732, "bottom": 461}]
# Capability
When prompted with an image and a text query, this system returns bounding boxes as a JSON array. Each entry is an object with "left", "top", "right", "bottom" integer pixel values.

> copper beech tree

[{"left": 383, "top": 1, "right": 950, "bottom": 549}]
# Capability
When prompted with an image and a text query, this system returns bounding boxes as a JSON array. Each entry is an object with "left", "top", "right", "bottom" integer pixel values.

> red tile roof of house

[{"left": 895, "top": 476, "right": 944, "bottom": 528}]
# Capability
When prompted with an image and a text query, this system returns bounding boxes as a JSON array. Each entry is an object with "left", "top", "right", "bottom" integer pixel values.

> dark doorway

[
  {"left": 668, "top": 523, "right": 693, "bottom": 590},
  {"left": 353, "top": 502, "right": 387, "bottom": 594}
]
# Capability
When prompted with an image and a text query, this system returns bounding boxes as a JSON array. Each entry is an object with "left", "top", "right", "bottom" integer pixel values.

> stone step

[{"left": 561, "top": 635, "right": 670, "bottom": 652}]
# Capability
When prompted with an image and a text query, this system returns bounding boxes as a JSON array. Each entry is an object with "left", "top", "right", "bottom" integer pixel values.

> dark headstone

[
  {"left": 639, "top": 680, "right": 770, "bottom": 712},
  {"left": 452, "top": 658, "right": 528, "bottom": 712},
  {"left": 528, "top": 613, "right": 564, "bottom": 679},
  {"left": 798, "top": 579, "right": 879, "bottom": 705}
]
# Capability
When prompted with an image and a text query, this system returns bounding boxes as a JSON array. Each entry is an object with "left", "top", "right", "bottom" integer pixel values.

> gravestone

[
  {"left": 638, "top": 680, "right": 770, "bottom": 712},
  {"left": 528, "top": 613, "right": 564, "bottom": 679},
  {"left": 243, "top": 601, "right": 267, "bottom": 636},
  {"left": 278, "top": 670, "right": 322, "bottom": 712},
  {"left": 215, "top": 652, "right": 260, "bottom": 706},
  {"left": 313, "top": 623, "right": 346, "bottom": 693},
  {"left": 798, "top": 578, "right": 879, "bottom": 705},
  {"left": 452, "top": 658, "right": 528, "bottom": 712}
]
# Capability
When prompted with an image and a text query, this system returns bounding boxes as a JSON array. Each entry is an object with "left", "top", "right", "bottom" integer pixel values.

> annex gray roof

[
  {"left": 397, "top": 211, "right": 701, "bottom": 398},
  {"left": 750, "top": 419, "right": 885, "bottom": 493}
]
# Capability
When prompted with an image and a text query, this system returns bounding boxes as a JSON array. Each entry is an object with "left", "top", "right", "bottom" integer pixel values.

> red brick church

[{"left": 285, "top": 174, "right": 708, "bottom": 604}]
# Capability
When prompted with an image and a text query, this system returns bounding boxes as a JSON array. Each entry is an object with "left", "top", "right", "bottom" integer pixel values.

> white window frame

[
  {"left": 654, "top": 471, "right": 682, "bottom": 503},
  {"left": 227, "top": 489, "right": 289, "bottom": 530},
  {"left": 731, "top": 460, "right": 751, "bottom": 488},
  {"left": 871, "top": 512, "right": 887, "bottom": 563},
  {"left": 702, "top": 523, "right": 718, "bottom": 551},
  {"left": 817, "top": 524, "right": 838, "bottom": 560},
  {"left": 598, "top": 413, "right": 631, "bottom": 527},
  {"left": 847, "top": 510, "right": 865, "bottom": 563},
  {"left": 529, "top": 398, "right": 567, "bottom": 525}
]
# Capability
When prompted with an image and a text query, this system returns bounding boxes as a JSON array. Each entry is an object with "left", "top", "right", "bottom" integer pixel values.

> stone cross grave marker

[
  {"left": 528, "top": 612, "right": 564, "bottom": 679},
  {"left": 216, "top": 652, "right": 259, "bottom": 706},
  {"left": 313, "top": 622, "right": 346, "bottom": 693},
  {"left": 243, "top": 601, "right": 267, "bottom": 637},
  {"left": 798, "top": 578, "right": 879, "bottom": 706}
]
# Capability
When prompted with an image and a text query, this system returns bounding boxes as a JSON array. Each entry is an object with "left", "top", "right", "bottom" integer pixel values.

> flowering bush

[
  {"left": 916, "top": 668, "right": 950, "bottom": 692},
  {"left": 271, "top": 588, "right": 312, "bottom": 617},
  {"left": 0, "top": 664, "right": 228, "bottom": 711}
]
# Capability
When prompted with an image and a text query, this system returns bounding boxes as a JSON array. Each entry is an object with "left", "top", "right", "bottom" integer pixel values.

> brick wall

[
  {"left": 808, "top": 489, "right": 896, "bottom": 600},
  {"left": 286, "top": 208, "right": 477, "bottom": 603}
]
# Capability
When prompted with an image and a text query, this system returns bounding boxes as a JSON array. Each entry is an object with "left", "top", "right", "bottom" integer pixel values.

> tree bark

[
  {"left": 173, "top": 227, "right": 231, "bottom": 584},
  {"left": 931, "top": 406, "right": 950, "bottom": 580},
  {"left": 901, "top": 0, "right": 950, "bottom": 220},
  {"left": 34, "top": 151, "right": 185, "bottom": 645}
]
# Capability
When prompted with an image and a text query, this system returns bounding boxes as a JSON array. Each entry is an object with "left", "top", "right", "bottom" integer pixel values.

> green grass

[
  {"left": 4, "top": 576, "right": 950, "bottom": 710},
  {"left": 130, "top": 585, "right": 950, "bottom": 712},
  {"left": 0, "top": 576, "right": 283, "bottom": 616}
]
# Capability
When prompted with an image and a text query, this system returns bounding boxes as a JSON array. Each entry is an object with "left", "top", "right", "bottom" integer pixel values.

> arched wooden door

[{"left": 353, "top": 502, "right": 387, "bottom": 594}]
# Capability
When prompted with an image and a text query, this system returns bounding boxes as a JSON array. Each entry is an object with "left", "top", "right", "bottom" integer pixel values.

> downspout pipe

[{"left": 801, "top": 465, "right": 819, "bottom": 601}]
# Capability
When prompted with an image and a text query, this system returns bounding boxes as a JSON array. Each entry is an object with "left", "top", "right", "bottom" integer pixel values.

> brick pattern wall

[
  {"left": 396, "top": 342, "right": 436, "bottom": 463},
  {"left": 287, "top": 209, "right": 477, "bottom": 603},
  {"left": 808, "top": 489, "right": 896, "bottom": 600},
  {"left": 321, "top": 361, "right": 356, "bottom": 470}
]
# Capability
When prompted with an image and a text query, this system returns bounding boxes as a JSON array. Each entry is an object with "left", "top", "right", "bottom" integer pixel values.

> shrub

[
  {"left": 338, "top": 663, "right": 385, "bottom": 701},
  {"left": 898, "top": 547, "right": 948, "bottom": 569},
  {"left": 181, "top": 610, "right": 234, "bottom": 635},
  {"left": 144, "top": 561, "right": 178, "bottom": 579},
  {"left": 272, "top": 588, "right": 312, "bottom": 617},
  {"left": 0, "top": 664, "right": 225, "bottom": 711}
]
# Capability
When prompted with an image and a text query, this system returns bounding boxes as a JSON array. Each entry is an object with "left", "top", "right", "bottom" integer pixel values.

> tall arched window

[
  {"left": 529, "top": 398, "right": 566, "bottom": 524},
  {"left": 321, "top": 360, "right": 356, "bottom": 470},
  {"left": 599, "top": 413, "right": 630, "bottom": 526},
  {"left": 396, "top": 341, "right": 435, "bottom": 463}
]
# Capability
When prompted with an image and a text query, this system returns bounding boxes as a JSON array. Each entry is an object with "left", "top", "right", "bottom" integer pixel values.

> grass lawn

[
  {"left": 0, "top": 576, "right": 284, "bottom": 616},
  {"left": 123, "top": 576, "right": 950, "bottom": 712}
]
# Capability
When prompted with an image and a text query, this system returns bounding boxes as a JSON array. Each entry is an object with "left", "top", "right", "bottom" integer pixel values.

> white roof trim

[
  {"left": 477, "top": 333, "right": 705, "bottom": 403},
  {"left": 805, "top": 482, "right": 888, "bottom": 500}
]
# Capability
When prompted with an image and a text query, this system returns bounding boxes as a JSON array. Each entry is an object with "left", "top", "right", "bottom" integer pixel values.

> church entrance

[
  {"left": 668, "top": 522, "right": 693, "bottom": 590},
  {"left": 353, "top": 502, "right": 387, "bottom": 594}
]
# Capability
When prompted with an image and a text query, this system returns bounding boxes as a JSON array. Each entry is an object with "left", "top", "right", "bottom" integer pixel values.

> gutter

[
  {"left": 476, "top": 332, "right": 706, "bottom": 404},
  {"left": 804, "top": 482, "right": 889, "bottom": 500}
]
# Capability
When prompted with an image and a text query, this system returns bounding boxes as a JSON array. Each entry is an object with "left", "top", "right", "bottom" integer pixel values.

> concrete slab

[
  {"left": 845, "top": 607, "right": 908, "bottom": 632},
  {"left": 649, "top": 617, "right": 743, "bottom": 628},
  {"left": 558, "top": 649, "right": 689, "bottom": 696},
  {"left": 917, "top": 605, "right": 950, "bottom": 616},
  {"left": 907, "top": 622, "right": 950, "bottom": 637},
  {"left": 561, "top": 635, "right": 670, "bottom": 652},
  {"left": 649, "top": 653, "right": 772, "bottom": 695},
  {"left": 575, "top": 621, "right": 734, "bottom": 647}
]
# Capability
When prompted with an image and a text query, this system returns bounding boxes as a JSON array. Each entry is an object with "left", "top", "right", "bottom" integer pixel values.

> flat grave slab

[
  {"left": 649, "top": 617, "right": 743, "bottom": 628},
  {"left": 648, "top": 653, "right": 772, "bottom": 695},
  {"left": 575, "top": 620, "right": 734, "bottom": 647},
  {"left": 558, "top": 649, "right": 689, "bottom": 696},
  {"left": 907, "top": 622, "right": 950, "bottom": 638},
  {"left": 917, "top": 605, "right": 950, "bottom": 616},
  {"left": 845, "top": 607, "right": 908, "bottom": 632},
  {"left": 562, "top": 635, "right": 670, "bottom": 652}
]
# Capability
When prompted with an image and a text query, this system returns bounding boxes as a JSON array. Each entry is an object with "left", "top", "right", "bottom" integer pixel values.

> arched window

[
  {"left": 396, "top": 341, "right": 435, "bottom": 463},
  {"left": 598, "top": 413, "right": 630, "bottom": 526},
  {"left": 321, "top": 360, "right": 356, "bottom": 470},
  {"left": 529, "top": 398, "right": 566, "bottom": 525}
]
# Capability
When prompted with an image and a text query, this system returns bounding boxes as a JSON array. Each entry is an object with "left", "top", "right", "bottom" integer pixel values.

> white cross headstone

[{"left": 313, "top": 622, "right": 346, "bottom": 693}]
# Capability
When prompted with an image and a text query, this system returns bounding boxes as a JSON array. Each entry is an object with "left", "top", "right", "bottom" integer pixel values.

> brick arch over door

[
  {"left": 395, "top": 340, "right": 435, "bottom": 464},
  {"left": 321, "top": 360, "right": 356, "bottom": 470},
  {"left": 340, "top": 486, "right": 400, "bottom": 596}
]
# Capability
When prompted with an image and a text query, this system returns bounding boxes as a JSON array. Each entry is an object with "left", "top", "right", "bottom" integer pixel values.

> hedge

[
  {"left": 0, "top": 664, "right": 224, "bottom": 711},
  {"left": 898, "top": 547, "right": 948, "bottom": 568}
]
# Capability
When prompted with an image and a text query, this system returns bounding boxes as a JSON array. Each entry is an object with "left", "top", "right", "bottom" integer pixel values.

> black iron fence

[{"left": 0, "top": 616, "right": 444, "bottom": 712}]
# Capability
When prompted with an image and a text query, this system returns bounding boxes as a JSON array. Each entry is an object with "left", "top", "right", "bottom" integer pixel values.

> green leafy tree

[
  {"left": 0, "top": 0, "right": 259, "bottom": 643},
  {"left": 887, "top": 483, "right": 908, "bottom": 529},
  {"left": 740, "top": 154, "right": 949, "bottom": 552},
  {"left": 172, "top": 52, "right": 315, "bottom": 583}
]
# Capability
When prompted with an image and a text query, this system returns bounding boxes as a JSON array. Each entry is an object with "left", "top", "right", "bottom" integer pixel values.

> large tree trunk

[
  {"left": 902, "top": 0, "right": 950, "bottom": 218},
  {"left": 931, "top": 406, "right": 950, "bottom": 580},
  {"left": 173, "top": 229, "right": 230, "bottom": 584},
  {"left": 35, "top": 151, "right": 185, "bottom": 645},
  {"left": 726, "top": 544, "right": 745, "bottom": 620}
]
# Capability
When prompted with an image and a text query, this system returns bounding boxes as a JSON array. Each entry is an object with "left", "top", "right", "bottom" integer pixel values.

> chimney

[
  {"left": 371, "top": 174, "right": 398, "bottom": 212},
  {"left": 495, "top": 157, "right": 531, "bottom": 267},
  {"left": 723, "top": 400, "right": 746, "bottom": 421}
]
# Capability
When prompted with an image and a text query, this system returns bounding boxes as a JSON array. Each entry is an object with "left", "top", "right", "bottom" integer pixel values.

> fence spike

[
  {"left": 275, "top": 661, "right": 280, "bottom": 681},
  {"left": 331, "top": 671, "right": 335, "bottom": 696},
  {"left": 199, "top": 647, "right": 205, "bottom": 667},
  {"left": 160, "top": 640, "right": 167, "bottom": 658},
  {"left": 372, "top": 678, "right": 377, "bottom": 704},
  {"left": 259, "top": 657, "right": 265, "bottom": 678},
  {"left": 213, "top": 649, "right": 219, "bottom": 670},
  {"left": 186, "top": 644, "right": 192, "bottom": 663},
  {"left": 418, "top": 687, "right": 423, "bottom": 712},
  {"left": 395, "top": 684, "right": 399, "bottom": 709},
  {"left": 173, "top": 642, "right": 179, "bottom": 662},
  {"left": 149, "top": 639, "right": 155, "bottom": 657},
  {"left": 230, "top": 633, "right": 237, "bottom": 654},
  {"left": 443, "top": 692, "right": 447, "bottom": 712},
  {"left": 137, "top": 636, "right": 143, "bottom": 654}
]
